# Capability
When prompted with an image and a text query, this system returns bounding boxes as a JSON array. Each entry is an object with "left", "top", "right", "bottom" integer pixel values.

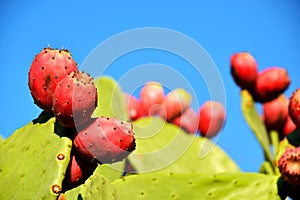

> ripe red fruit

[
  {"left": 52, "top": 71, "right": 97, "bottom": 128},
  {"left": 28, "top": 48, "right": 78, "bottom": 112},
  {"left": 263, "top": 95, "right": 288, "bottom": 132},
  {"left": 158, "top": 88, "right": 192, "bottom": 121},
  {"left": 278, "top": 147, "right": 300, "bottom": 186},
  {"left": 140, "top": 82, "right": 164, "bottom": 115},
  {"left": 198, "top": 101, "right": 226, "bottom": 138},
  {"left": 281, "top": 116, "right": 296, "bottom": 138},
  {"left": 172, "top": 107, "right": 198, "bottom": 134},
  {"left": 253, "top": 67, "right": 290, "bottom": 103},
  {"left": 289, "top": 88, "right": 300, "bottom": 129},
  {"left": 124, "top": 93, "right": 145, "bottom": 121},
  {"left": 230, "top": 52, "right": 258, "bottom": 90},
  {"left": 62, "top": 153, "right": 97, "bottom": 190},
  {"left": 73, "top": 117, "right": 136, "bottom": 164}
]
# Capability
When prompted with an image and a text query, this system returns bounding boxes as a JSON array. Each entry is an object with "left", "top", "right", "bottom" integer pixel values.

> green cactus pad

[
  {"left": 112, "top": 172, "right": 280, "bottom": 200},
  {"left": 92, "top": 76, "right": 129, "bottom": 121},
  {"left": 0, "top": 118, "right": 72, "bottom": 200},
  {"left": 96, "top": 161, "right": 125, "bottom": 180},
  {"left": 128, "top": 117, "right": 240, "bottom": 174},
  {"left": 119, "top": 172, "right": 280, "bottom": 199},
  {"left": 63, "top": 170, "right": 280, "bottom": 200},
  {"left": 241, "top": 90, "right": 274, "bottom": 166}
]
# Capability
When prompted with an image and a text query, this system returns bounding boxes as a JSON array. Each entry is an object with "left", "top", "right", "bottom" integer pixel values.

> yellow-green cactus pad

[
  {"left": 128, "top": 117, "right": 240, "bottom": 174},
  {"left": 0, "top": 118, "right": 72, "bottom": 199}
]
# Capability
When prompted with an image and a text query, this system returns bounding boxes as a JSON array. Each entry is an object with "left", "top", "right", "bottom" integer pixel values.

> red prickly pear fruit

[
  {"left": 263, "top": 95, "right": 289, "bottom": 132},
  {"left": 52, "top": 71, "right": 97, "bottom": 128},
  {"left": 172, "top": 107, "right": 198, "bottom": 134},
  {"left": 278, "top": 147, "right": 300, "bottom": 186},
  {"left": 62, "top": 153, "right": 97, "bottom": 190},
  {"left": 198, "top": 101, "right": 226, "bottom": 138},
  {"left": 158, "top": 88, "right": 192, "bottom": 121},
  {"left": 289, "top": 88, "right": 300, "bottom": 130},
  {"left": 28, "top": 47, "right": 78, "bottom": 112},
  {"left": 140, "top": 81, "right": 164, "bottom": 115},
  {"left": 73, "top": 117, "right": 136, "bottom": 164},
  {"left": 230, "top": 52, "right": 258, "bottom": 90},
  {"left": 253, "top": 67, "right": 290, "bottom": 103},
  {"left": 124, "top": 93, "right": 145, "bottom": 121},
  {"left": 281, "top": 116, "right": 296, "bottom": 138}
]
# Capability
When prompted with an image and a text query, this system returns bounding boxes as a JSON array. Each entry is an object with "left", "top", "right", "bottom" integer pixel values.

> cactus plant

[{"left": 1, "top": 63, "right": 291, "bottom": 199}]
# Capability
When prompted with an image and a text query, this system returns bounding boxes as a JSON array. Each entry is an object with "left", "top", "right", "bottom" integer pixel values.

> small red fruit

[
  {"left": 52, "top": 71, "right": 97, "bottom": 128},
  {"left": 281, "top": 116, "right": 296, "bottom": 138},
  {"left": 198, "top": 101, "right": 226, "bottom": 138},
  {"left": 278, "top": 147, "right": 300, "bottom": 186},
  {"left": 140, "top": 82, "right": 164, "bottom": 115},
  {"left": 172, "top": 107, "right": 198, "bottom": 134},
  {"left": 28, "top": 48, "right": 78, "bottom": 112},
  {"left": 230, "top": 52, "right": 258, "bottom": 90},
  {"left": 158, "top": 88, "right": 191, "bottom": 121},
  {"left": 253, "top": 67, "right": 290, "bottom": 103},
  {"left": 62, "top": 153, "right": 97, "bottom": 190},
  {"left": 289, "top": 88, "right": 300, "bottom": 129},
  {"left": 73, "top": 117, "right": 136, "bottom": 164},
  {"left": 124, "top": 93, "right": 145, "bottom": 121},
  {"left": 263, "top": 95, "right": 288, "bottom": 132}
]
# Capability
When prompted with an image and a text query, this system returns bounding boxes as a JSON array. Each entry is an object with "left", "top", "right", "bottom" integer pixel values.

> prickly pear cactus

[
  {"left": 0, "top": 118, "right": 72, "bottom": 199},
  {"left": 128, "top": 117, "right": 240, "bottom": 174}
]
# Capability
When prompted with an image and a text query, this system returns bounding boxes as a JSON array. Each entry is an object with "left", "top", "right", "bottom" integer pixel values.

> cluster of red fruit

[
  {"left": 231, "top": 51, "right": 300, "bottom": 187},
  {"left": 28, "top": 47, "right": 135, "bottom": 190},
  {"left": 230, "top": 52, "right": 294, "bottom": 138},
  {"left": 123, "top": 81, "right": 226, "bottom": 138}
]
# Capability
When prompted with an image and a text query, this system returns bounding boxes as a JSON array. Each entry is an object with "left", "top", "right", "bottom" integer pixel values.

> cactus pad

[
  {"left": 128, "top": 117, "right": 240, "bottom": 174},
  {"left": 241, "top": 90, "right": 274, "bottom": 165},
  {"left": 0, "top": 118, "right": 72, "bottom": 199},
  {"left": 92, "top": 76, "right": 129, "bottom": 121},
  {"left": 112, "top": 172, "right": 280, "bottom": 200}
]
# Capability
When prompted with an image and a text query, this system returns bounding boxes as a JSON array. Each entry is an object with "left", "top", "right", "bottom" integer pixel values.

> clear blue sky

[{"left": 1, "top": 0, "right": 300, "bottom": 172}]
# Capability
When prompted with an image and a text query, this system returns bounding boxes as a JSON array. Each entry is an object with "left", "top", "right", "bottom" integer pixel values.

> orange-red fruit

[
  {"left": 158, "top": 88, "right": 192, "bottom": 121},
  {"left": 52, "top": 71, "right": 97, "bottom": 128},
  {"left": 278, "top": 147, "right": 300, "bottom": 186},
  {"left": 124, "top": 93, "right": 145, "bottom": 121},
  {"left": 281, "top": 116, "right": 296, "bottom": 138},
  {"left": 140, "top": 82, "right": 164, "bottom": 115},
  {"left": 263, "top": 95, "right": 288, "bottom": 132},
  {"left": 62, "top": 153, "right": 97, "bottom": 190},
  {"left": 198, "top": 101, "right": 226, "bottom": 138},
  {"left": 28, "top": 48, "right": 78, "bottom": 112},
  {"left": 172, "top": 107, "right": 198, "bottom": 134},
  {"left": 73, "top": 117, "right": 136, "bottom": 164},
  {"left": 253, "top": 67, "right": 290, "bottom": 103},
  {"left": 289, "top": 89, "right": 300, "bottom": 129},
  {"left": 230, "top": 52, "right": 258, "bottom": 90}
]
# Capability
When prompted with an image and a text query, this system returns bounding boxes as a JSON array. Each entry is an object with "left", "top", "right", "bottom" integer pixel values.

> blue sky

[{"left": 1, "top": 0, "right": 300, "bottom": 172}]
